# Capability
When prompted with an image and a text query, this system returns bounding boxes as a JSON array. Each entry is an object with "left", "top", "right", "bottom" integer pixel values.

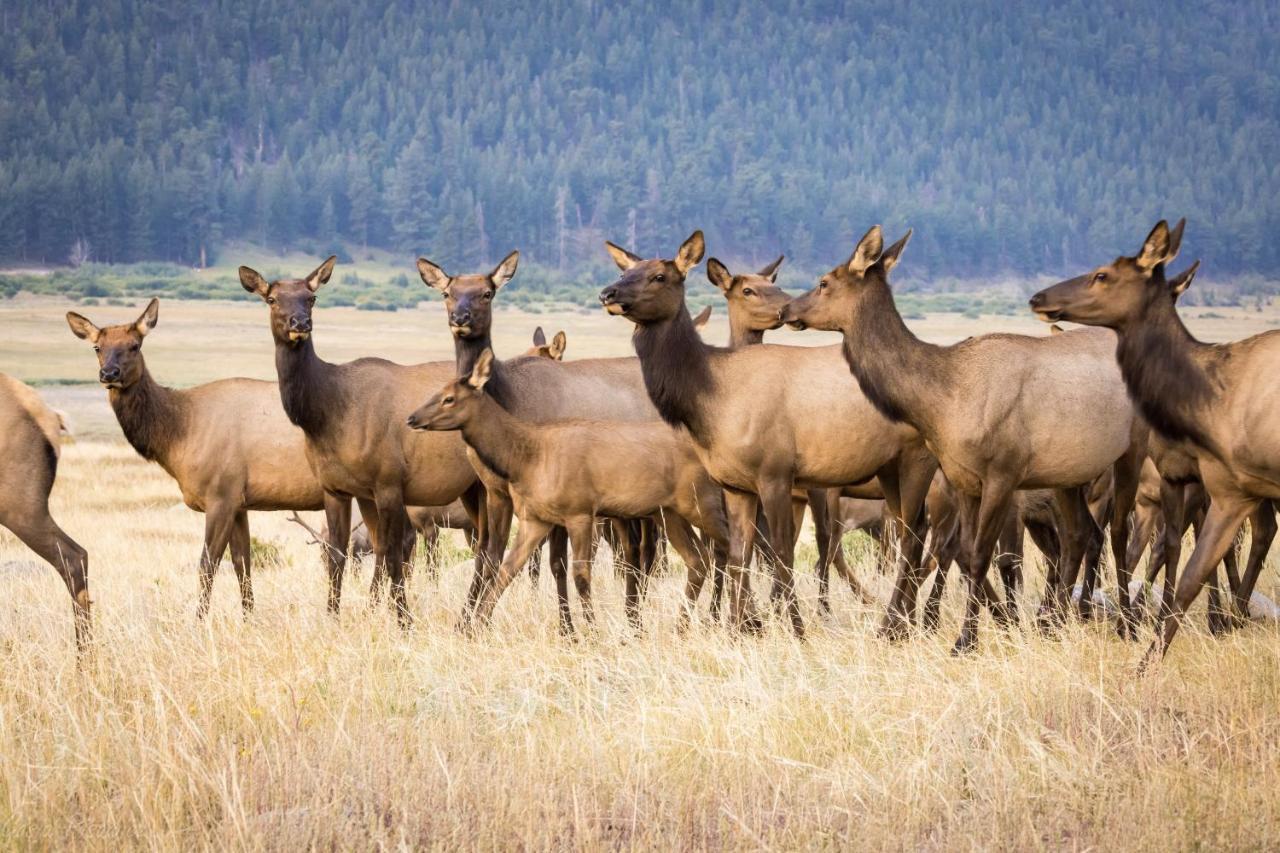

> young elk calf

[{"left": 407, "top": 349, "right": 731, "bottom": 630}]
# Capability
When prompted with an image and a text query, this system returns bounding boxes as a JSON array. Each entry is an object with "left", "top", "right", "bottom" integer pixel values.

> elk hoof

[
  {"left": 877, "top": 616, "right": 910, "bottom": 643},
  {"left": 1035, "top": 607, "right": 1063, "bottom": 637},
  {"left": 739, "top": 613, "right": 765, "bottom": 635},
  {"left": 949, "top": 635, "right": 978, "bottom": 657},
  {"left": 1114, "top": 618, "right": 1138, "bottom": 642}
]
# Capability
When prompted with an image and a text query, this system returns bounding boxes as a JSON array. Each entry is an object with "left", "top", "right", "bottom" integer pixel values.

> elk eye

[
  {"left": 443, "top": 396, "right": 455, "bottom": 405},
  {"left": 1093, "top": 272, "right": 1108, "bottom": 284},
  {"left": 653, "top": 274, "right": 665, "bottom": 283},
  {"left": 267, "top": 297, "right": 277, "bottom": 305},
  {"left": 483, "top": 291, "right": 493, "bottom": 300},
  {"left": 92, "top": 346, "right": 100, "bottom": 353},
  {"left": 819, "top": 280, "right": 828, "bottom": 290},
  {"left": 742, "top": 287, "right": 755, "bottom": 297},
  {"left": 131, "top": 344, "right": 140, "bottom": 352}
]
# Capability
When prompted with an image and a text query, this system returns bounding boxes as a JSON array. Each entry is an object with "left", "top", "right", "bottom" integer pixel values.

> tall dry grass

[{"left": 0, "top": 441, "right": 1278, "bottom": 850}]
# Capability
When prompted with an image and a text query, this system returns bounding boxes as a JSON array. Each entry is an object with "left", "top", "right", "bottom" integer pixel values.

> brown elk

[
  {"left": 1029, "top": 220, "right": 1280, "bottom": 666},
  {"left": 240, "top": 259, "right": 480, "bottom": 626},
  {"left": 599, "top": 232, "right": 938, "bottom": 637},
  {"left": 706, "top": 254, "right": 874, "bottom": 613},
  {"left": 407, "top": 349, "right": 732, "bottom": 629},
  {"left": 66, "top": 300, "right": 359, "bottom": 616},
  {"left": 781, "top": 225, "right": 1145, "bottom": 653},
  {"left": 418, "top": 252, "right": 709, "bottom": 632},
  {"left": 0, "top": 374, "right": 90, "bottom": 648},
  {"left": 525, "top": 327, "right": 568, "bottom": 360}
]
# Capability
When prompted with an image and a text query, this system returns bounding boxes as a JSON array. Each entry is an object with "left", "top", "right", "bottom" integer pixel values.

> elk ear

[
  {"left": 1136, "top": 220, "right": 1172, "bottom": 271},
  {"left": 65, "top": 312, "right": 101, "bottom": 343},
  {"left": 605, "top": 240, "right": 642, "bottom": 272},
  {"left": 706, "top": 258, "right": 733, "bottom": 292},
  {"left": 549, "top": 331, "right": 567, "bottom": 360},
  {"left": 135, "top": 298, "right": 159, "bottom": 337},
  {"left": 879, "top": 229, "right": 912, "bottom": 275},
  {"left": 847, "top": 225, "right": 884, "bottom": 275},
  {"left": 692, "top": 305, "right": 713, "bottom": 329},
  {"left": 306, "top": 255, "right": 337, "bottom": 292},
  {"left": 417, "top": 257, "right": 450, "bottom": 291},
  {"left": 468, "top": 348, "right": 494, "bottom": 390},
  {"left": 674, "top": 230, "right": 705, "bottom": 274},
  {"left": 239, "top": 265, "right": 270, "bottom": 298},
  {"left": 1166, "top": 218, "right": 1186, "bottom": 265},
  {"left": 490, "top": 250, "right": 519, "bottom": 289},
  {"left": 759, "top": 255, "right": 785, "bottom": 282},
  {"left": 531, "top": 326, "right": 547, "bottom": 347},
  {"left": 1169, "top": 259, "right": 1200, "bottom": 298}
]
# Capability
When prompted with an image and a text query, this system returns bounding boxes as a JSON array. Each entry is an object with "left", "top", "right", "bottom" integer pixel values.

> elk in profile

[
  {"left": 417, "top": 252, "right": 723, "bottom": 632},
  {"left": 0, "top": 374, "right": 90, "bottom": 648},
  {"left": 600, "top": 232, "right": 937, "bottom": 637},
  {"left": 66, "top": 300, "right": 358, "bottom": 616},
  {"left": 407, "top": 349, "right": 731, "bottom": 629},
  {"left": 706, "top": 254, "right": 874, "bottom": 613},
  {"left": 782, "top": 225, "right": 1144, "bottom": 652},
  {"left": 240, "top": 259, "right": 480, "bottom": 626},
  {"left": 1029, "top": 220, "right": 1280, "bottom": 666}
]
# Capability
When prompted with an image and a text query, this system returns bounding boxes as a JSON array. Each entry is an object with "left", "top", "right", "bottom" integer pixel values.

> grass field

[{"left": 2, "top": 297, "right": 1280, "bottom": 849}]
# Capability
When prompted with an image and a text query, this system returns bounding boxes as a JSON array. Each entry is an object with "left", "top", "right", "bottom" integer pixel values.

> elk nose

[
  {"left": 99, "top": 367, "right": 120, "bottom": 384},
  {"left": 1028, "top": 292, "right": 1046, "bottom": 311},
  {"left": 405, "top": 413, "right": 419, "bottom": 429},
  {"left": 600, "top": 287, "right": 617, "bottom": 304},
  {"left": 450, "top": 310, "right": 471, "bottom": 325},
  {"left": 288, "top": 316, "right": 312, "bottom": 332}
]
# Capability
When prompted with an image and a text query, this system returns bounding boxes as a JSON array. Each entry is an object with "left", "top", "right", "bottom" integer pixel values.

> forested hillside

[{"left": 2, "top": 0, "right": 1278, "bottom": 281}]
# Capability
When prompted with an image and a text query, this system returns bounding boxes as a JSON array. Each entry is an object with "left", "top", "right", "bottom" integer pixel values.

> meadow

[{"left": 1, "top": 294, "right": 1280, "bottom": 849}]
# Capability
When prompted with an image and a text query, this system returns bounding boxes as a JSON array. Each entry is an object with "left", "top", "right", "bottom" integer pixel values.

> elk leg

[
  {"left": 807, "top": 489, "right": 836, "bottom": 616},
  {"left": 1076, "top": 515, "right": 1105, "bottom": 621},
  {"left": 230, "top": 511, "right": 253, "bottom": 614},
  {"left": 1126, "top": 500, "right": 1159, "bottom": 614},
  {"left": 722, "top": 489, "right": 763, "bottom": 633},
  {"left": 665, "top": 513, "right": 712, "bottom": 632},
  {"left": 954, "top": 481, "right": 1014, "bottom": 655},
  {"left": 472, "top": 517, "right": 553, "bottom": 628},
  {"left": 374, "top": 494, "right": 412, "bottom": 628},
  {"left": 527, "top": 545, "right": 542, "bottom": 588},
  {"left": 756, "top": 480, "right": 802, "bottom": 637},
  {"left": 547, "top": 525, "right": 572, "bottom": 635},
  {"left": 617, "top": 519, "right": 644, "bottom": 629},
  {"left": 468, "top": 489, "right": 514, "bottom": 618},
  {"left": 322, "top": 494, "right": 353, "bottom": 613},
  {"left": 1143, "top": 496, "right": 1256, "bottom": 672},
  {"left": 921, "top": 509, "right": 962, "bottom": 632},
  {"left": 878, "top": 456, "right": 934, "bottom": 638},
  {"left": 1039, "top": 487, "right": 1092, "bottom": 628},
  {"left": 639, "top": 517, "right": 658, "bottom": 596},
  {"left": 4, "top": 511, "right": 90, "bottom": 650},
  {"left": 196, "top": 506, "right": 237, "bottom": 619},
  {"left": 564, "top": 516, "right": 598, "bottom": 628},
  {"left": 1235, "top": 501, "right": 1277, "bottom": 620}
]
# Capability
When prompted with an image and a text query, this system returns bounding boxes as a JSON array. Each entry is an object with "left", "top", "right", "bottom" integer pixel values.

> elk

[
  {"left": 599, "top": 232, "right": 937, "bottom": 637},
  {"left": 240, "top": 259, "right": 480, "bottom": 626},
  {"left": 407, "top": 349, "right": 731, "bottom": 629},
  {"left": 65, "top": 300, "right": 360, "bottom": 616},
  {"left": 1029, "top": 220, "right": 1280, "bottom": 666},
  {"left": 706, "top": 254, "right": 874, "bottom": 613},
  {"left": 525, "top": 327, "right": 568, "bottom": 360},
  {"left": 0, "top": 373, "right": 90, "bottom": 648},
  {"left": 781, "top": 225, "right": 1144, "bottom": 653}
]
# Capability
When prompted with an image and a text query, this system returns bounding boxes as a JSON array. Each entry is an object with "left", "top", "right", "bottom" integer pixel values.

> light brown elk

[
  {"left": 525, "top": 327, "right": 568, "bottom": 360},
  {"left": 0, "top": 373, "right": 90, "bottom": 648},
  {"left": 600, "top": 232, "right": 937, "bottom": 637},
  {"left": 66, "top": 300, "right": 358, "bottom": 616},
  {"left": 240, "top": 259, "right": 480, "bottom": 626},
  {"left": 407, "top": 349, "right": 731, "bottom": 629},
  {"left": 782, "top": 225, "right": 1144, "bottom": 652},
  {"left": 706, "top": 254, "right": 874, "bottom": 613},
  {"left": 417, "top": 252, "right": 727, "bottom": 632},
  {"left": 1029, "top": 220, "right": 1280, "bottom": 667}
]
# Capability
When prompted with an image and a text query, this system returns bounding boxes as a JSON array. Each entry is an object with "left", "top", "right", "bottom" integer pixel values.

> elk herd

[{"left": 1, "top": 218, "right": 1277, "bottom": 673}]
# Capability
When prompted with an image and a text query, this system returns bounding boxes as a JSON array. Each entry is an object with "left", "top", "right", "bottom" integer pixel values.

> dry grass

[
  {"left": 1, "top": 441, "right": 1279, "bottom": 850},
  {"left": 2, "top": 301, "right": 1280, "bottom": 849}
]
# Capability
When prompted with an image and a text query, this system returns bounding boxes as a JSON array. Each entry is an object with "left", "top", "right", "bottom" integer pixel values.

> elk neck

[
  {"left": 844, "top": 280, "right": 951, "bottom": 437},
  {"left": 1113, "top": 289, "right": 1217, "bottom": 449},
  {"left": 728, "top": 316, "right": 766, "bottom": 348},
  {"left": 454, "top": 331, "right": 515, "bottom": 407},
  {"left": 631, "top": 302, "right": 717, "bottom": 440},
  {"left": 275, "top": 336, "right": 342, "bottom": 435},
  {"left": 457, "top": 394, "right": 537, "bottom": 482},
  {"left": 108, "top": 361, "right": 190, "bottom": 464}
]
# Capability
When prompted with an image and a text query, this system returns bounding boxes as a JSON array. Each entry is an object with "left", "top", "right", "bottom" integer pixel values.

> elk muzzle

[
  {"left": 98, "top": 366, "right": 122, "bottom": 387},
  {"left": 449, "top": 310, "right": 472, "bottom": 337},
  {"left": 599, "top": 287, "right": 629, "bottom": 316},
  {"left": 1028, "top": 288, "right": 1066, "bottom": 323},
  {"left": 778, "top": 302, "right": 807, "bottom": 331},
  {"left": 286, "top": 316, "right": 312, "bottom": 342}
]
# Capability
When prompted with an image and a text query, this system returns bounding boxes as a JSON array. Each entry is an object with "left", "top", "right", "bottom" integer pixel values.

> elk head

[
  {"left": 706, "top": 255, "right": 789, "bottom": 333},
  {"left": 406, "top": 348, "right": 495, "bottom": 432},
  {"left": 780, "top": 226, "right": 912, "bottom": 331},
  {"left": 524, "top": 326, "right": 567, "bottom": 360},
  {"left": 418, "top": 251, "right": 519, "bottom": 339},
  {"left": 65, "top": 298, "right": 159, "bottom": 389},
  {"left": 1029, "top": 219, "right": 1187, "bottom": 329},
  {"left": 239, "top": 256, "right": 337, "bottom": 346},
  {"left": 598, "top": 230, "right": 705, "bottom": 324}
]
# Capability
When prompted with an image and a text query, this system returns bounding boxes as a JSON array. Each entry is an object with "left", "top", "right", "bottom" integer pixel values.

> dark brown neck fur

[
  {"left": 275, "top": 337, "right": 344, "bottom": 435},
  {"left": 1113, "top": 289, "right": 1216, "bottom": 448},
  {"left": 631, "top": 302, "right": 717, "bottom": 440},
  {"left": 109, "top": 364, "right": 190, "bottom": 463}
]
